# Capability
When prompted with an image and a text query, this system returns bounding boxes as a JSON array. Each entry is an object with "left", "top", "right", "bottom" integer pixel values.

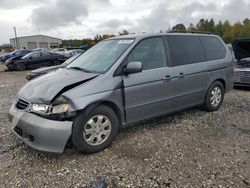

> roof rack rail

[{"left": 168, "top": 30, "right": 211, "bottom": 34}]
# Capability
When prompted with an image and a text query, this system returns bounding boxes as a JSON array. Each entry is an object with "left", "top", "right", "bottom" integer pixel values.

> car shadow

[{"left": 234, "top": 86, "right": 250, "bottom": 91}]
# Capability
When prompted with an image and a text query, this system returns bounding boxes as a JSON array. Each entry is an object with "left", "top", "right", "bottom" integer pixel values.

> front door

[
  {"left": 27, "top": 52, "right": 41, "bottom": 69},
  {"left": 123, "top": 37, "right": 175, "bottom": 124}
]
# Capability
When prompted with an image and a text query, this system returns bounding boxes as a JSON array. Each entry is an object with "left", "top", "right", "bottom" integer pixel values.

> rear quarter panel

[{"left": 206, "top": 40, "right": 234, "bottom": 93}]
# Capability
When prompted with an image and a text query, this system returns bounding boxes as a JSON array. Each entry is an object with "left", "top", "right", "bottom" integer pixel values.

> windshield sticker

[{"left": 118, "top": 40, "right": 134, "bottom": 44}]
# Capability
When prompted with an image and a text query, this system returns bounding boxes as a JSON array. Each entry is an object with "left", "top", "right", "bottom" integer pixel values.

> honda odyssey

[{"left": 8, "top": 33, "right": 234, "bottom": 153}]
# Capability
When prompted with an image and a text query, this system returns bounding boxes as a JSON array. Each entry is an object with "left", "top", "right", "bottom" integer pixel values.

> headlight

[
  {"left": 30, "top": 103, "right": 69, "bottom": 115},
  {"left": 51, "top": 103, "right": 69, "bottom": 114},
  {"left": 5, "top": 59, "right": 11, "bottom": 64},
  {"left": 30, "top": 104, "right": 50, "bottom": 114}
]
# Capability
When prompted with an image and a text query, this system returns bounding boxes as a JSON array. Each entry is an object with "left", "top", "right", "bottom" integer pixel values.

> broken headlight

[{"left": 30, "top": 103, "right": 69, "bottom": 115}]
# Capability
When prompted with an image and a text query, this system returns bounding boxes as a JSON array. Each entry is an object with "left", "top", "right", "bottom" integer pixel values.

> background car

[
  {"left": 232, "top": 38, "right": 250, "bottom": 87},
  {"left": 64, "top": 49, "right": 85, "bottom": 58},
  {"left": 52, "top": 48, "right": 68, "bottom": 56},
  {"left": 33, "top": 48, "right": 48, "bottom": 52},
  {"left": 26, "top": 53, "right": 81, "bottom": 80},
  {"left": 6, "top": 51, "right": 66, "bottom": 71},
  {"left": 0, "top": 49, "right": 32, "bottom": 62}
]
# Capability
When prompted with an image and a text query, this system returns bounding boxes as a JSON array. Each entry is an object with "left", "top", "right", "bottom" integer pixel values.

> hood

[
  {"left": 0, "top": 54, "right": 11, "bottom": 61},
  {"left": 12, "top": 55, "right": 23, "bottom": 60},
  {"left": 18, "top": 68, "right": 98, "bottom": 104},
  {"left": 6, "top": 56, "right": 21, "bottom": 62},
  {"left": 232, "top": 38, "right": 250, "bottom": 60},
  {"left": 31, "top": 65, "right": 61, "bottom": 74}
]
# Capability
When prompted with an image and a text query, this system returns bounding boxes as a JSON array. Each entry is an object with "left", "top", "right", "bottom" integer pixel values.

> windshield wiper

[{"left": 68, "top": 66, "right": 92, "bottom": 73}]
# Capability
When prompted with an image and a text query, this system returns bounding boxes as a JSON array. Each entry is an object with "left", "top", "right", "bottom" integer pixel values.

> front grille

[
  {"left": 243, "top": 72, "right": 250, "bottom": 77},
  {"left": 16, "top": 98, "right": 29, "bottom": 110},
  {"left": 234, "top": 71, "right": 250, "bottom": 77},
  {"left": 234, "top": 72, "right": 244, "bottom": 76},
  {"left": 13, "top": 127, "right": 35, "bottom": 142},
  {"left": 13, "top": 127, "right": 23, "bottom": 136},
  {"left": 240, "top": 76, "right": 250, "bottom": 83},
  {"left": 29, "top": 135, "right": 34, "bottom": 142}
]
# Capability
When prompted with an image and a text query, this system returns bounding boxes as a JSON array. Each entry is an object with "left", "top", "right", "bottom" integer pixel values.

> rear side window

[
  {"left": 32, "top": 52, "right": 41, "bottom": 57},
  {"left": 200, "top": 36, "right": 226, "bottom": 61},
  {"left": 166, "top": 35, "right": 206, "bottom": 66}
]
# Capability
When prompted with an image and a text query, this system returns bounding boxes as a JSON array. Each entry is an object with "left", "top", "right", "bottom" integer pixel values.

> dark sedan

[
  {"left": 0, "top": 49, "right": 32, "bottom": 62},
  {"left": 232, "top": 38, "right": 250, "bottom": 87},
  {"left": 26, "top": 53, "right": 81, "bottom": 80},
  {"left": 6, "top": 51, "right": 66, "bottom": 71}
]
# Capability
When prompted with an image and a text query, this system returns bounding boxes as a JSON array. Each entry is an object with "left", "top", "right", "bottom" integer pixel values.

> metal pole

[{"left": 14, "top": 27, "right": 19, "bottom": 49}]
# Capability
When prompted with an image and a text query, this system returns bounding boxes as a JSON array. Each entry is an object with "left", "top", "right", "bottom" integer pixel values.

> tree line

[
  {"left": 171, "top": 18, "right": 250, "bottom": 43},
  {"left": 62, "top": 18, "right": 250, "bottom": 47},
  {"left": 62, "top": 29, "right": 130, "bottom": 48}
]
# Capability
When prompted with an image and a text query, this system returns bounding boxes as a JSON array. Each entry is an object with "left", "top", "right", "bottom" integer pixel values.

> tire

[
  {"left": 202, "top": 81, "right": 225, "bottom": 112},
  {"left": 72, "top": 105, "right": 120, "bottom": 153},
  {"left": 14, "top": 63, "right": 25, "bottom": 71},
  {"left": 54, "top": 59, "right": 60, "bottom": 65}
]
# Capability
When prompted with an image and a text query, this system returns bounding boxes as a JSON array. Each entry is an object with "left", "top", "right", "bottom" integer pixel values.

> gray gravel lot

[{"left": 0, "top": 64, "right": 250, "bottom": 187}]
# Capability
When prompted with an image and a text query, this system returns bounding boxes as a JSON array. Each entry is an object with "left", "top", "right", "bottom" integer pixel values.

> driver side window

[
  {"left": 128, "top": 37, "right": 167, "bottom": 70},
  {"left": 32, "top": 52, "right": 41, "bottom": 58}
]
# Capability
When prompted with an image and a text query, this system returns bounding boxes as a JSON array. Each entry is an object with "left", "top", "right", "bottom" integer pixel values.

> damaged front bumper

[{"left": 8, "top": 103, "right": 72, "bottom": 153}]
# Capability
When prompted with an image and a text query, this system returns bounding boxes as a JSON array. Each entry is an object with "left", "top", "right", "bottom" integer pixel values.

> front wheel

[
  {"left": 54, "top": 59, "right": 60, "bottom": 65},
  {"left": 202, "top": 81, "right": 225, "bottom": 112},
  {"left": 72, "top": 105, "right": 120, "bottom": 153},
  {"left": 14, "top": 63, "right": 25, "bottom": 71}
]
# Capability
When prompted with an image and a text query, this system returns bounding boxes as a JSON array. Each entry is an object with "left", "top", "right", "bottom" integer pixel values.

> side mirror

[
  {"left": 124, "top": 61, "right": 142, "bottom": 74},
  {"left": 29, "top": 56, "right": 32, "bottom": 60}
]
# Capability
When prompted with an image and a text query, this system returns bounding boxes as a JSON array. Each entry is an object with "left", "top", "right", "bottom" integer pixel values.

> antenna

[{"left": 14, "top": 26, "right": 19, "bottom": 49}]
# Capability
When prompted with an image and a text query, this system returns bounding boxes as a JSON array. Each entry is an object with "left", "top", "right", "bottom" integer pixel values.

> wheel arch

[
  {"left": 214, "top": 78, "right": 226, "bottom": 89},
  {"left": 79, "top": 100, "right": 124, "bottom": 128},
  {"left": 203, "top": 78, "right": 226, "bottom": 103}
]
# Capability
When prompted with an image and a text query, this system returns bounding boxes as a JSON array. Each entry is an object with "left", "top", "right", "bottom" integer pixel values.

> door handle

[{"left": 163, "top": 75, "right": 171, "bottom": 81}]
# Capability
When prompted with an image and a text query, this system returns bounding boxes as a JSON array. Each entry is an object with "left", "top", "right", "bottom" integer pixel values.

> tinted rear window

[
  {"left": 200, "top": 36, "right": 226, "bottom": 61},
  {"left": 166, "top": 35, "right": 206, "bottom": 66}
]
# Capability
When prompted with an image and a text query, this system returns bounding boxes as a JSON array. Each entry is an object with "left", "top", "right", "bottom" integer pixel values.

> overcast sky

[{"left": 0, "top": 0, "right": 249, "bottom": 44}]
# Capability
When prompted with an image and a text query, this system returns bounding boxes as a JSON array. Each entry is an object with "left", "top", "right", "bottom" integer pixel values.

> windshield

[
  {"left": 9, "top": 51, "right": 17, "bottom": 55},
  {"left": 67, "top": 39, "right": 133, "bottom": 73},
  {"left": 62, "top": 54, "right": 81, "bottom": 66}
]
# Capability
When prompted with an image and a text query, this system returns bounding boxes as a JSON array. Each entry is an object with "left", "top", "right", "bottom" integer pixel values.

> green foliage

[
  {"left": 94, "top": 34, "right": 115, "bottom": 43},
  {"left": 172, "top": 23, "right": 186, "bottom": 31},
  {"left": 187, "top": 23, "right": 196, "bottom": 31},
  {"left": 172, "top": 18, "right": 250, "bottom": 43},
  {"left": 62, "top": 34, "right": 115, "bottom": 48},
  {"left": 118, "top": 29, "right": 129, "bottom": 35}
]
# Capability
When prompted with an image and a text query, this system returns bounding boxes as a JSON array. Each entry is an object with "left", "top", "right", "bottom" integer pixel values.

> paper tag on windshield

[{"left": 118, "top": 40, "right": 134, "bottom": 44}]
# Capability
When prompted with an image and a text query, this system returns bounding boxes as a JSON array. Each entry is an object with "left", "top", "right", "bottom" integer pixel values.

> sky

[{"left": 0, "top": 0, "right": 249, "bottom": 44}]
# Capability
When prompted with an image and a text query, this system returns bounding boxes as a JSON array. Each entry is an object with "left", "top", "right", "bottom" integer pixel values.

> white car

[
  {"left": 52, "top": 48, "right": 68, "bottom": 56},
  {"left": 64, "top": 49, "right": 85, "bottom": 58}
]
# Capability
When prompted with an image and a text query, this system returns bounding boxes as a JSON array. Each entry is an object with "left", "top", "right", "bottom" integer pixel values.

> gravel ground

[{"left": 0, "top": 63, "right": 250, "bottom": 187}]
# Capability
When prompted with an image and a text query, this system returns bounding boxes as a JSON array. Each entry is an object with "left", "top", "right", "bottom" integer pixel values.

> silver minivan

[{"left": 9, "top": 33, "right": 234, "bottom": 153}]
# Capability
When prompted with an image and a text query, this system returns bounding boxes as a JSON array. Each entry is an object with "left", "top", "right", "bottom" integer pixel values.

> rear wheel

[
  {"left": 72, "top": 105, "right": 119, "bottom": 153},
  {"left": 203, "top": 81, "right": 225, "bottom": 112},
  {"left": 14, "top": 63, "right": 25, "bottom": 71}
]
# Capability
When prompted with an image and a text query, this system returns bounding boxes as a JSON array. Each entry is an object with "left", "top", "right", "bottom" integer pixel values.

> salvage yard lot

[{"left": 0, "top": 64, "right": 249, "bottom": 187}]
